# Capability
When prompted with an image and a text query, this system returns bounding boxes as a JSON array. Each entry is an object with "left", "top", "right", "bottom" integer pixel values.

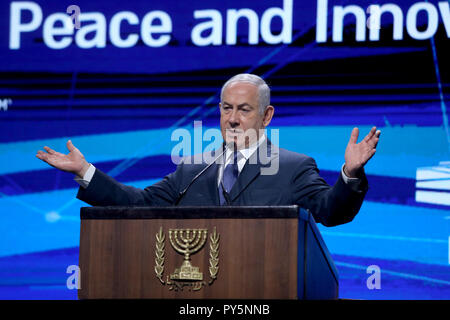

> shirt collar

[
  {"left": 240, "top": 134, "right": 266, "bottom": 160},
  {"left": 225, "top": 134, "right": 266, "bottom": 162}
]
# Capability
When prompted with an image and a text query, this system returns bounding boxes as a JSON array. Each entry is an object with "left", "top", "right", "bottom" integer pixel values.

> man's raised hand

[
  {"left": 344, "top": 126, "right": 381, "bottom": 178},
  {"left": 36, "top": 140, "right": 90, "bottom": 178}
]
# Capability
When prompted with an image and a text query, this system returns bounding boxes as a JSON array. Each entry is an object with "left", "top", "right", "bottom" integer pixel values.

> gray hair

[{"left": 220, "top": 73, "right": 270, "bottom": 114}]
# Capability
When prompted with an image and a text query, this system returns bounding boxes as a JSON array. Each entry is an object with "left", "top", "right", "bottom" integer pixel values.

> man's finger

[
  {"left": 368, "top": 130, "right": 381, "bottom": 148},
  {"left": 36, "top": 150, "right": 52, "bottom": 163},
  {"left": 349, "top": 127, "right": 359, "bottom": 144},
  {"left": 363, "top": 126, "right": 377, "bottom": 143},
  {"left": 373, "top": 137, "right": 380, "bottom": 148},
  {"left": 361, "top": 148, "right": 377, "bottom": 165},
  {"left": 43, "top": 146, "right": 56, "bottom": 154},
  {"left": 36, "top": 150, "right": 46, "bottom": 160},
  {"left": 67, "top": 140, "right": 75, "bottom": 152}
]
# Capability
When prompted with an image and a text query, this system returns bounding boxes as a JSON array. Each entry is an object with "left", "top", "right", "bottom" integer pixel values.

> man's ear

[{"left": 262, "top": 105, "right": 275, "bottom": 127}]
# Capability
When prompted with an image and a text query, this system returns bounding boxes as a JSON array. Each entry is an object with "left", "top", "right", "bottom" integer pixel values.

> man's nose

[{"left": 228, "top": 109, "right": 239, "bottom": 127}]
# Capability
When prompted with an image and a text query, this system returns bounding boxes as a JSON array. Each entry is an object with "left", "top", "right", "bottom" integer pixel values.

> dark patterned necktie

[{"left": 219, "top": 151, "right": 239, "bottom": 205}]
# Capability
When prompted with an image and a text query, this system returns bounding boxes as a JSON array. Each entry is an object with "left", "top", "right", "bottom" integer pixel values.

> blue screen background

[{"left": 0, "top": 0, "right": 449, "bottom": 299}]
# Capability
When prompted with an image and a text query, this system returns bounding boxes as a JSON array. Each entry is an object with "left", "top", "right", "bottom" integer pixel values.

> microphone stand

[{"left": 174, "top": 144, "right": 228, "bottom": 205}]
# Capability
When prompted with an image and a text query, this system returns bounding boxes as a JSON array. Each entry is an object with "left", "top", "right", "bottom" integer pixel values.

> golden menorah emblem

[
  {"left": 154, "top": 227, "right": 219, "bottom": 291},
  {"left": 168, "top": 229, "right": 208, "bottom": 281}
]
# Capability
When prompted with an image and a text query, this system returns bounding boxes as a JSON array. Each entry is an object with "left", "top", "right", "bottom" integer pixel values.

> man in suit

[{"left": 36, "top": 74, "right": 380, "bottom": 227}]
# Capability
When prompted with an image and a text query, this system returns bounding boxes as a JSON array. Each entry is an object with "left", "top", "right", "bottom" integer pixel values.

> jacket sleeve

[
  {"left": 76, "top": 165, "right": 182, "bottom": 207},
  {"left": 291, "top": 156, "right": 368, "bottom": 227}
]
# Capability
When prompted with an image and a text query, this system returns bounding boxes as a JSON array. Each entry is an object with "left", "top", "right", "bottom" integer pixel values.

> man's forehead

[{"left": 223, "top": 81, "right": 258, "bottom": 96}]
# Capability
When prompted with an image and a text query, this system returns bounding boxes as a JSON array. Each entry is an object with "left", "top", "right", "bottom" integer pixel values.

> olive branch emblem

[
  {"left": 154, "top": 226, "right": 220, "bottom": 291},
  {"left": 155, "top": 227, "right": 165, "bottom": 284},
  {"left": 209, "top": 227, "right": 219, "bottom": 284}
]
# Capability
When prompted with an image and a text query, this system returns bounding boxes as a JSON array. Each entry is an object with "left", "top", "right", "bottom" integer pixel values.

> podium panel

[{"left": 78, "top": 206, "right": 338, "bottom": 299}]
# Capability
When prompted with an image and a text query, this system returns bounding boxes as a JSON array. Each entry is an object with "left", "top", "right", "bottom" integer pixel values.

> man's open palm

[
  {"left": 344, "top": 126, "right": 381, "bottom": 177},
  {"left": 36, "top": 140, "right": 89, "bottom": 178}
]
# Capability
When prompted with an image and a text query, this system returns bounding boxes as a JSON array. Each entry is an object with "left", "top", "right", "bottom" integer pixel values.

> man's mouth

[{"left": 226, "top": 129, "right": 244, "bottom": 135}]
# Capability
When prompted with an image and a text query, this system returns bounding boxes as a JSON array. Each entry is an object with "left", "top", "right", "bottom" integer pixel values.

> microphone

[{"left": 174, "top": 144, "right": 229, "bottom": 205}]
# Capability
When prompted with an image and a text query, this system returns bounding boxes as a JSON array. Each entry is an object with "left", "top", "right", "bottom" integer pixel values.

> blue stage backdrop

[{"left": 0, "top": 0, "right": 449, "bottom": 299}]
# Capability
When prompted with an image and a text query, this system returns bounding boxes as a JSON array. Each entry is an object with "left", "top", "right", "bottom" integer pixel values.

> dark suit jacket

[{"left": 77, "top": 141, "right": 368, "bottom": 227}]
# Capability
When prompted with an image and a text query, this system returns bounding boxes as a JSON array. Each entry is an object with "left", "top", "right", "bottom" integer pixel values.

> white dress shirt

[
  {"left": 74, "top": 162, "right": 96, "bottom": 189},
  {"left": 217, "top": 135, "right": 266, "bottom": 187}
]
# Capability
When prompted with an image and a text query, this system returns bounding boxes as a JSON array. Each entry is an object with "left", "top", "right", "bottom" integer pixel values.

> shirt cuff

[
  {"left": 341, "top": 163, "right": 362, "bottom": 192},
  {"left": 74, "top": 164, "right": 96, "bottom": 189},
  {"left": 341, "top": 164, "right": 360, "bottom": 183}
]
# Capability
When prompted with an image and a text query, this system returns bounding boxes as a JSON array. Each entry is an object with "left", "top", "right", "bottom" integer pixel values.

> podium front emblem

[{"left": 154, "top": 227, "right": 219, "bottom": 291}]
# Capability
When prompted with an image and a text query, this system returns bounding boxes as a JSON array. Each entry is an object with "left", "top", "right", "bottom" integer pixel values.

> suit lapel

[
  {"left": 203, "top": 146, "right": 227, "bottom": 205},
  {"left": 203, "top": 161, "right": 220, "bottom": 204},
  {"left": 228, "top": 139, "right": 279, "bottom": 202}
]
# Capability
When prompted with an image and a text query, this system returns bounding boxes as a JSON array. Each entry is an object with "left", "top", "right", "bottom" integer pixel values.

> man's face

[{"left": 220, "top": 81, "right": 273, "bottom": 149}]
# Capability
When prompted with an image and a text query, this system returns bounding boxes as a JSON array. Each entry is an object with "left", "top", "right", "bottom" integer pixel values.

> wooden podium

[{"left": 78, "top": 206, "right": 338, "bottom": 299}]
